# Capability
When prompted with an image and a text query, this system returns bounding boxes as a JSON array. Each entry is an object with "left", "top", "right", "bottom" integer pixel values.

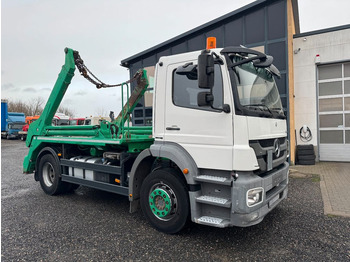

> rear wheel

[
  {"left": 140, "top": 168, "right": 189, "bottom": 234},
  {"left": 38, "top": 154, "right": 68, "bottom": 195}
]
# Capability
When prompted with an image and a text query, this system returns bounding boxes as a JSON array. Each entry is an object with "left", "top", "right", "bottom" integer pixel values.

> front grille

[
  {"left": 252, "top": 137, "right": 286, "bottom": 148},
  {"left": 249, "top": 137, "right": 288, "bottom": 174}
]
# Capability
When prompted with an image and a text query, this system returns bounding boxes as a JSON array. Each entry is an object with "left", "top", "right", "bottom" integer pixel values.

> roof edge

[{"left": 294, "top": 24, "right": 350, "bottom": 38}]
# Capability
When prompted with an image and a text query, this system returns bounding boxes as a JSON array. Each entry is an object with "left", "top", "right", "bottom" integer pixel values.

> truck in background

[
  {"left": 52, "top": 113, "right": 70, "bottom": 126},
  {"left": 20, "top": 114, "right": 72, "bottom": 140},
  {"left": 23, "top": 42, "right": 289, "bottom": 234},
  {"left": 19, "top": 115, "right": 40, "bottom": 141},
  {"left": 1, "top": 99, "right": 9, "bottom": 135},
  {"left": 69, "top": 118, "right": 85, "bottom": 125},
  {"left": 84, "top": 116, "right": 111, "bottom": 126},
  {"left": 1, "top": 110, "right": 26, "bottom": 140}
]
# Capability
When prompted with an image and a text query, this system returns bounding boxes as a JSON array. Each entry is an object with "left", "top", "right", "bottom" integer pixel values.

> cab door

[{"left": 164, "top": 61, "right": 233, "bottom": 170}]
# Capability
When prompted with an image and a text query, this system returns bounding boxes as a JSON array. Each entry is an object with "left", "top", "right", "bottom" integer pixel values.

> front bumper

[{"left": 231, "top": 162, "right": 289, "bottom": 227}]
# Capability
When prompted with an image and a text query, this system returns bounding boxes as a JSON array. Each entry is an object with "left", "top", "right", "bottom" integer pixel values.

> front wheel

[{"left": 140, "top": 168, "right": 189, "bottom": 234}]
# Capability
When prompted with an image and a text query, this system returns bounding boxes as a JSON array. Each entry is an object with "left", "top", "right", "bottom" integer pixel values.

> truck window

[
  {"left": 70, "top": 120, "right": 77, "bottom": 125},
  {"left": 173, "top": 64, "right": 223, "bottom": 111}
]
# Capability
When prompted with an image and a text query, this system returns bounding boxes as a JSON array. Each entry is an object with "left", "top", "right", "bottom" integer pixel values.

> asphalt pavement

[{"left": 1, "top": 139, "right": 349, "bottom": 261}]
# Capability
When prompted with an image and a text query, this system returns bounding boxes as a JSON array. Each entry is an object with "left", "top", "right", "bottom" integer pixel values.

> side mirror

[
  {"left": 176, "top": 62, "right": 198, "bottom": 80},
  {"left": 197, "top": 91, "right": 213, "bottom": 106},
  {"left": 253, "top": 55, "right": 273, "bottom": 68},
  {"left": 198, "top": 50, "right": 214, "bottom": 88},
  {"left": 269, "top": 64, "right": 281, "bottom": 79},
  {"left": 197, "top": 91, "right": 231, "bottom": 113}
]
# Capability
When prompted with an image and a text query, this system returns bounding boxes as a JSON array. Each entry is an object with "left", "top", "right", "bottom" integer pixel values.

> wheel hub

[
  {"left": 42, "top": 162, "right": 55, "bottom": 187},
  {"left": 149, "top": 188, "right": 172, "bottom": 218}
]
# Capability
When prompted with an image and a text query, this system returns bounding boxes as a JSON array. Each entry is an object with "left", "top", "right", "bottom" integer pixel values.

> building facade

[{"left": 293, "top": 25, "right": 350, "bottom": 162}]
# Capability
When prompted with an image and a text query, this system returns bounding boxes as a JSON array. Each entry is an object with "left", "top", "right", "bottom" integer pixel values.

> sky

[{"left": 2, "top": 0, "right": 350, "bottom": 117}]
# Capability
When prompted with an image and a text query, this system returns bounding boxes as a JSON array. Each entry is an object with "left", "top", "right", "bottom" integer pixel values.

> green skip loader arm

[
  {"left": 23, "top": 48, "right": 76, "bottom": 173},
  {"left": 23, "top": 48, "right": 150, "bottom": 174}
]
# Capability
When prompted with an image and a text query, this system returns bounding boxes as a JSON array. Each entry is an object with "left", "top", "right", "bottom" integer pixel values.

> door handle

[{"left": 166, "top": 126, "right": 180, "bottom": 131}]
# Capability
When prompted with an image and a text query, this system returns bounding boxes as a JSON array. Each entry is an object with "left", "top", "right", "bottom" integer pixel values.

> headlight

[{"left": 246, "top": 187, "right": 264, "bottom": 207}]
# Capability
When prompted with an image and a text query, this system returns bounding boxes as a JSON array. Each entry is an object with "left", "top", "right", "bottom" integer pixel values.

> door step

[
  {"left": 195, "top": 175, "right": 231, "bottom": 185},
  {"left": 195, "top": 216, "right": 230, "bottom": 228},
  {"left": 196, "top": 195, "right": 231, "bottom": 208}
]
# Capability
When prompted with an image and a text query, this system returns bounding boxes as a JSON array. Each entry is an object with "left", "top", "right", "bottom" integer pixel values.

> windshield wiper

[
  {"left": 243, "top": 104, "right": 273, "bottom": 115},
  {"left": 270, "top": 107, "right": 283, "bottom": 112}
]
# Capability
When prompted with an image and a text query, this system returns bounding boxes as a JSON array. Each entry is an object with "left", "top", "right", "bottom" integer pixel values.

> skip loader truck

[{"left": 23, "top": 38, "right": 289, "bottom": 234}]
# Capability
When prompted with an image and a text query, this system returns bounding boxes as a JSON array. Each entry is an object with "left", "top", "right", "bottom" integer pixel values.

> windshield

[{"left": 230, "top": 57, "right": 284, "bottom": 118}]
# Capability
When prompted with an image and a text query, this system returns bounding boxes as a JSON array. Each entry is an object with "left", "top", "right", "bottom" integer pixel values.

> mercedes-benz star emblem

[{"left": 274, "top": 139, "right": 281, "bottom": 158}]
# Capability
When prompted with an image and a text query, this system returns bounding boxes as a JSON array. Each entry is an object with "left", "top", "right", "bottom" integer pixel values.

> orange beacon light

[{"left": 206, "top": 37, "right": 217, "bottom": 49}]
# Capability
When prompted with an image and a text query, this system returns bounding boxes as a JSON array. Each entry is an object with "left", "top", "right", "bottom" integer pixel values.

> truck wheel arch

[
  {"left": 129, "top": 149, "right": 155, "bottom": 201},
  {"left": 129, "top": 142, "right": 199, "bottom": 203},
  {"left": 34, "top": 146, "right": 61, "bottom": 181},
  {"left": 150, "top": 142, "right": 198, "bottom": 185}
]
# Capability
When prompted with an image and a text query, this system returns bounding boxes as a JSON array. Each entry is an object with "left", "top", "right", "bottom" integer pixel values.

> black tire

[
  {"left": 297, "top": 149, "right": 314, "bottom": 156},
  {"left": 298, "top": 159, "right": 315, "bottom": 165},
  {"left": 37, "top": 154, "right": 68, "bottom": 195},
  {"left": 140, "top": 168, "right": 190, "bottom": 234},
  {"left": 298, "top": 154, "right": 316, "bottom": 161},
  {"left": 297, "top": 144, "right": 313, "bottom": 150}
]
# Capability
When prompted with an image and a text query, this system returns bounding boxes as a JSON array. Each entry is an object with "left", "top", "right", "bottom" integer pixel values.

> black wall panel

[
  {"left": 275, "top": 73, "right": 287, "bottom": 95},
  {"left": 188, "top": 34, "right": 205, "bottom": 52},
  {"left": 156, "top": 48, "right": 172, "bottom": 61},
  {"left": 245, "top": 9, "right": 265, "bottom": 44},
  {"left": 143, "top": 55, "right": 157, "bottom": 68},
  {"left": 224, "top": 19, "right": 244, "bottom": 46},
  {"left": 268, "top": 41, "right": 286, "bottom": 71},
  {"left": 172, "top": 42, "right": 187, "bottom": 55},
  {"left": 267, "top": 0, "right": 286, "bottom": 40}
]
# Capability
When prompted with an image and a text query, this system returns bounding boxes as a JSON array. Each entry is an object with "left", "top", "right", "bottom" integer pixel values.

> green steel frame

[{"left": 23, "top": 48, "right": 153, "bottom": 173}]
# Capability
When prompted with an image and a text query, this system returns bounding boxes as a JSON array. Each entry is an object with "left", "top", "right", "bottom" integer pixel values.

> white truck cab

[{"left": 148, "top": 46, "right": 289, "bottom": 228}]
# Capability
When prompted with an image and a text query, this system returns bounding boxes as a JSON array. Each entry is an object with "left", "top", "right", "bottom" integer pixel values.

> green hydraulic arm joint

[
  {"left": 23, "top": 48, "right": 76, "bottom": 173},
  {"left": 113, "top": 69, "right": 149, "bottom": 133}
]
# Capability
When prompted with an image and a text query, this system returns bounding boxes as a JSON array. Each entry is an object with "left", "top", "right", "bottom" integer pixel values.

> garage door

[{"left": 318, "top": 62, "right": 350, "bottom": 161}]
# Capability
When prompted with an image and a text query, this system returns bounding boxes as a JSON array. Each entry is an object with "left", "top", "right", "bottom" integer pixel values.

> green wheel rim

[{"left": 149, "top": 188, "right": 172, "bottom": 218}]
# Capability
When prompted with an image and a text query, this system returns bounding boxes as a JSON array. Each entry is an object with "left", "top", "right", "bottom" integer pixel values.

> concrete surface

[{"left": 291, "top": 162, "right": 350, "bottom": 218}]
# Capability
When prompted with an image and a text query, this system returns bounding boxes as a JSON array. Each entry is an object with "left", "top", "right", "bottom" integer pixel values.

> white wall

[{"left": 293, "top": 28, "right": 350, "bottom": 146}]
